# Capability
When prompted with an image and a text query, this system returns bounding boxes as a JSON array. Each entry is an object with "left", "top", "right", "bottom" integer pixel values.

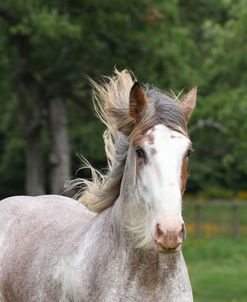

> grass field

[{"left": 183, "top": 237, "right": 247, "bottom": 302}]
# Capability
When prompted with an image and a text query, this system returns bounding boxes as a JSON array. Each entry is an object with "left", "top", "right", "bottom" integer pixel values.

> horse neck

[
  {"left": 95, "top": 199, "right": 181, "bottom": 267},
  {"left": 78, "top": 199, "right": 183, "bottom": 297},
  {"left": 94, "top": 209, "right": 182, "bottom": 284}
]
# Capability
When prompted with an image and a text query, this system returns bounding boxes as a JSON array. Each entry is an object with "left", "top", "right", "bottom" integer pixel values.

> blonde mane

[{"left": 76, "top": 69, "right": 134, "bottom": 213}]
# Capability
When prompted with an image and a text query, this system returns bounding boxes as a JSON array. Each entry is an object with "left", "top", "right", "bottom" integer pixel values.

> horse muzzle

[{"left": 154, "top": 220, "right": 186, "bottom": 253}]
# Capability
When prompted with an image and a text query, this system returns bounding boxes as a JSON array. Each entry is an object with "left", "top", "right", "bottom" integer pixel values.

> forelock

[{"left": 144, "top": 86, "right": 187, "bottom": 132}]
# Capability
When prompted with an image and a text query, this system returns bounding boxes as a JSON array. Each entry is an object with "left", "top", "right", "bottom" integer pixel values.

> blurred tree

[
  {"left": 0, "top": 2, "right": 81, "bottom": 194},
  {"left": 187, "top": 0, "right": 247, "bottom": 196}
]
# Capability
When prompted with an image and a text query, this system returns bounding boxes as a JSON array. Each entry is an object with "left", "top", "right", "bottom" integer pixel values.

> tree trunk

[
  {"left": 25, "top": 127, "right": 45, "bottom": 195},
  {"left": 17, "top": 83, "right": 45, "bottom": 196},
  {"left": 49, "top": 98, "right": 71, "bottom": 194}
]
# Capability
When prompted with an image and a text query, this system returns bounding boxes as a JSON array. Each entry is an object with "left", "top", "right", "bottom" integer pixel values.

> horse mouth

[{"left": 155, "top": 243, "right": 182, "bottom": 255}]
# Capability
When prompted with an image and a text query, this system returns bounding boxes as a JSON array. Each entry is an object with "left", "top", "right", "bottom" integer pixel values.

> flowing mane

[{"left": 75, "top": 69, "right": 187, "bottom": 213}]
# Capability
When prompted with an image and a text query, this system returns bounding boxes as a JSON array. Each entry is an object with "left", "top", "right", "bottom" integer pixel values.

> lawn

[{"left": 183, "top": 237, "right": 247, "bottom": 302}]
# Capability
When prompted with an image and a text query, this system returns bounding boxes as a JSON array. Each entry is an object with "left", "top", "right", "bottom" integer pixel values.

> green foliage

[
  {"left": 0, "top": 96, "right": 25, "bottom": 196},
  {"left": 0, "top": 0, "right": 247, "bottom": 197}
]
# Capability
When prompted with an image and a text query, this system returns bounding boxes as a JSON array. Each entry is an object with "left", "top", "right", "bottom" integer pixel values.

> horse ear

[
  {"left": 180, "top": 87, "right": 197, "bottom": 122},
  {"left": 129, "top": 82, "right": 148, "bottom": 120}
]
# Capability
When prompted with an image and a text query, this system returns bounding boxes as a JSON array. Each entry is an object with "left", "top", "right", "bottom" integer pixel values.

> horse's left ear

[
  {"left": 129, "top": 82, "right": 148, "bottom": 120},
  {"left": 180, "top": 87, "right": 197, "bottom": 122}
]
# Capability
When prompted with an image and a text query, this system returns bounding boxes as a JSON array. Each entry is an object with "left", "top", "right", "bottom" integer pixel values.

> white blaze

[{"left": 137, "top": 124, "right": 191, "bottom": 232}]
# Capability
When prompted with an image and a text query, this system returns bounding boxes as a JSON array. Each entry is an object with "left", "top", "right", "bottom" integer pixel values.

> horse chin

[{"left": 155, "top": 243, "right": 182, "bottom": 255}]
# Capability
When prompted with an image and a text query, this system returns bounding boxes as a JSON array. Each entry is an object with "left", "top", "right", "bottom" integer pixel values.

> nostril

[
  {"left": 155, "top": 223, "right": 164, "bottom": 238},
  {"left": 180, "top": 223, "right": 186, "bottom": 241}
]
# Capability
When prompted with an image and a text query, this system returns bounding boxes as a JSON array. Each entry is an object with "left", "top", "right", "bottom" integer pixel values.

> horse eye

[
  {"left": 136, "top": 147, "right": 145, "bottom": 159},
  {"left": 185, "top": 149, "right": 192, "bottom": 159}
]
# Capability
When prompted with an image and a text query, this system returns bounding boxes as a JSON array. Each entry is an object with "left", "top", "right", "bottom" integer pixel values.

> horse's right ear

[{"left": 129, "top": 82, "right": 148, "bottom": 121}]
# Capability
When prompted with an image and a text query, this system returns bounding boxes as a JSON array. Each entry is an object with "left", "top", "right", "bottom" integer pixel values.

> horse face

[{"left": 134, "top": 124, "right": 192, "bottom": 253}]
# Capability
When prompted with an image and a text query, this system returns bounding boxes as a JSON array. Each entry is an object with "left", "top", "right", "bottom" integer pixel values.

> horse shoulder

[{"left": 0, "top": 195, "right": 95, "bottom": 302}]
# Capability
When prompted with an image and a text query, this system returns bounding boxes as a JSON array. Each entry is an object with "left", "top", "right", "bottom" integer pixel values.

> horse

[{"left": 0, "top": 69, "right": 197, "bottom": 302}]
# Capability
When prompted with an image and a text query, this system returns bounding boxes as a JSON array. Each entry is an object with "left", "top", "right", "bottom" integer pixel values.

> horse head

[{"left": 79, "top": 70, "right": 196, "bottom": 254}]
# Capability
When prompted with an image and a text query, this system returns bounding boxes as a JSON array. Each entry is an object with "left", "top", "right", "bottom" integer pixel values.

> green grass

[{"left": 183, "top": 237, "right": 247, "bottom": 302}]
